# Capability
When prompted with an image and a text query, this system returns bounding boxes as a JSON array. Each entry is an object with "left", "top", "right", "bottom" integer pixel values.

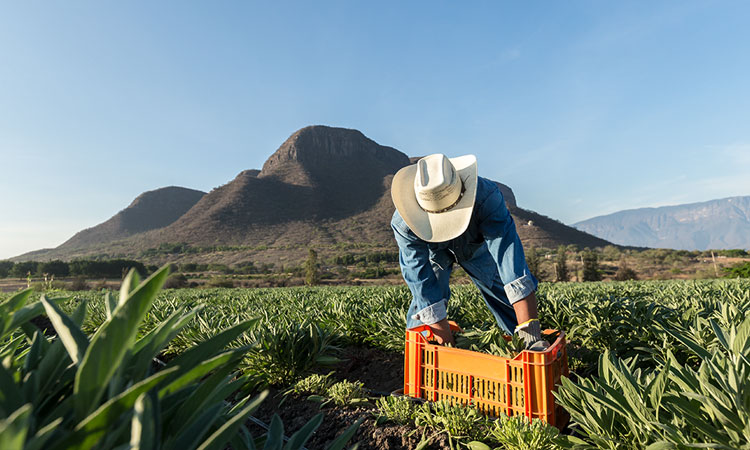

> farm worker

[{"left": 390, "top": 154, "right": 548, "bottom": 351}]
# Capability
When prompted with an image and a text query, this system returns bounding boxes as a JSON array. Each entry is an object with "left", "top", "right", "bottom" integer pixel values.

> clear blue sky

[{"left": 2, "top": 1, "right": 749, "bottom": 259}]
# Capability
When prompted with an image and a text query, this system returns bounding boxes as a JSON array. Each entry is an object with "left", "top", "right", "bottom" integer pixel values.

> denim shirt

[{"left": 391, "top": 176, "right": 538, "bottom": 325}]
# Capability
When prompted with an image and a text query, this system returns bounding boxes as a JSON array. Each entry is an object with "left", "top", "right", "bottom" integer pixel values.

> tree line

[
  {"left": 524, "top": 245, "right": 750, "bottom": 282},
  {"left": 0, "top": 259, "right": 149, "bottom": 279}
]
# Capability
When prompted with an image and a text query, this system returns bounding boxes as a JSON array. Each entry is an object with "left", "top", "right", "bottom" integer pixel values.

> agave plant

[
  {"left": 0, "top": 266, "right": 361, "bottom": 450},
  {"left": 374, "top": 396, "right": 416, "bottom": 425},
  {"left": 242, "top": 314, "right": 341, "bottom": 386},
  {"left": 556, "top": 315, "right": 750, "bottom": 449},
  {"left": 4, "top": 275, "right": 745, "bottom": 449},
  {"left": 484, "top": 414, "right": 564, "bottom": 450}
]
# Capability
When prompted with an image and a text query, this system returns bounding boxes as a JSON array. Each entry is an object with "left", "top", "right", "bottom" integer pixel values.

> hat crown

[{"left": 414, "top": 154, "right": 462, "bottom": 213}]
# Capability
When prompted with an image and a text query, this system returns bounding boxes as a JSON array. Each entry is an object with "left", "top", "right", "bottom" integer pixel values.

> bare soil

[
  {"left": 29, "top": 315, "right": 55, "bottom": 336},
  {"left": 250, "top": 346, "right": 451, "bottom": 449},
  {"left": 252, "top": 394, "right": 449, "bottom": 450},
  {"left": 329, "top": 347, "right": 404, "bottom": 394}
]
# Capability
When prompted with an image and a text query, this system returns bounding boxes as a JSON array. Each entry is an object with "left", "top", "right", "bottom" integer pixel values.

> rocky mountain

[
  {"left": 512, "top": 207, "right": 610, "bottom": 250},
  {"left": 60, "top": 186, "right": 206, "bottom": 249},
  {"left": 573, "top": 196, "right": 750, "bottom": 250},
  {"left": 15, "top": 126, "right": 610, "bottom": 263},
  {"left": 158, "top": 126, "right": 410, "bottom": 238}
]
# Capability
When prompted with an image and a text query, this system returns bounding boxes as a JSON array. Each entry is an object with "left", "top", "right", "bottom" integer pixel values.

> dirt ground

[
  {"left": 329, "top": 347, "right": 405, "bottom": 394},
  {"left": 0, "top": 278, "right": 121, "bottom": 293},
  {"left": 0, "top": 279, "right": 32, "bottom": 292},
  {"left": 251, "top": 347, "right": 452, "bottom": 450},
  {"left": 251, "top": 392, "right": 447, "bottom": 450}
]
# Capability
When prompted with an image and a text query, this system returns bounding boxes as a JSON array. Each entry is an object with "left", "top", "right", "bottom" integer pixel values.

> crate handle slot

[{"left": 408, "top": 321, "right": 463, "bottom": 342}]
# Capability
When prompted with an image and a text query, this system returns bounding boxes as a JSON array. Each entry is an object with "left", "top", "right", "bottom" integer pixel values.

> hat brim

[{"left": 391, "top": 155, "right": 478, "bottom": 242}]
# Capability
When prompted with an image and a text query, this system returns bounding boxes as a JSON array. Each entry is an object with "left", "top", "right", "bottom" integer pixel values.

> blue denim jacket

[{"left": 391, "top": 176, "right": 537, "bottom": 325}]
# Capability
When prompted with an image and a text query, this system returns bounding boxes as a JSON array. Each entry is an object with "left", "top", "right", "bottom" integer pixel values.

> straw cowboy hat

[{"left": 391, "top": 153, "right": 478, "bottom": 242}]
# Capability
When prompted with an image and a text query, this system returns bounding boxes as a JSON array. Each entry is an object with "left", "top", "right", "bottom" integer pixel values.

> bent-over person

[{"left": 390, "top": 153, "right": 548, "bottom": 351}]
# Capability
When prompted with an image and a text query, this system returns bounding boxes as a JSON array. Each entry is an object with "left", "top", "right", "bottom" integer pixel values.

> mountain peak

[
  {"left": 128, "top": 186, "right": 204, "bottom": 208},
  {"left": 15, "top": 126, "right": 611, "bottom": 262},
  {"left": 259, "top": 126, "right": 409, "bottom": 186},
  {"left": 264, "top": 126, "right": 371, "bottom": 163}
]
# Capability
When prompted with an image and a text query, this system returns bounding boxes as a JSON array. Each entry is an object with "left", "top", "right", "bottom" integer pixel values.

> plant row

[
  {"left": 3, "top": 278, "right": 749, "bottom": 448},
  {"left": 0, "top": 267, "right": 359, "bottom": 450}
]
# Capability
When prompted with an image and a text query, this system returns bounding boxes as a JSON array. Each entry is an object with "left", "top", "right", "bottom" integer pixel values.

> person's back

[{"left": 390, "top": 154, "right": 548, "bottom": 350}]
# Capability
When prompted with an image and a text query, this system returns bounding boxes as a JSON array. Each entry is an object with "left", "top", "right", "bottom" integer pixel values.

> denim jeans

[{"left": 404, "top": 258, "right": 520, "bottom": 334}]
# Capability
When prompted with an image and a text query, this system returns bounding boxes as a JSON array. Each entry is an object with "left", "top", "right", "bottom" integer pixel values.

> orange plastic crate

[{"left": 403, "top": 322, "right": 569, "bottom": 428}]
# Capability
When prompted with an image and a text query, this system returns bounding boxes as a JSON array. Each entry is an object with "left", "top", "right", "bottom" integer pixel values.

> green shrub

[
  {"left": 288, "top": 372, "right": 335, "bottom": 396},
  {"left": 243, "top": 316, "right": 340, "bottom": 386},
  {"left": 205, "top": 277, "right": 234, "bottom": 288},
  {"left": 525, "top": 247, "right": 541, "bottom": 280},
  {"left": 486, "top": 415, "right": 562, "bottom": 450},
  {"left": 326, "top": 380, "right": 368, "bottom": 406},
  {"left": 724, "top": 261, "right": 750, "bottom": 278},
  {"left": 582, "top": 250, "right": 602, "bottom": 281},
  {"left": 615, "top": 261, "right": 638, "bottom": 280},
  {"left": 414, "top": 401, "right": 488, "bottom": 442},
  {"left": 69, "top": 276, "right": 90, "bottom": 291},
  {"left": 374, "top": 396, "right": 415, "bottom": 425},
  {"left": 36, "top": 260, "right": 69, "bottom": 277},
  {"left": 554, "top": 246, "right": 569, "bottom": 282},
  {"left": 304, "top": 248, "right": 320, "bottom": 286},
  {"left": 69, "top": 259, "right": 147, "bottom": 278},
  {"left": 164, "top": 273, "right": 188, "bottom": 289},
  {"left": 10, "top": 262, "right": 37, "bottom": 279}
]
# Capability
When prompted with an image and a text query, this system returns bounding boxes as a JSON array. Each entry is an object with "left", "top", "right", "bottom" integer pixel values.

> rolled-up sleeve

[
  {"left": 391, "top": 212, "right": 448, "bottom": 325},
  {"left": 475, "top": 183, "right": 538, "bottom": 304}
]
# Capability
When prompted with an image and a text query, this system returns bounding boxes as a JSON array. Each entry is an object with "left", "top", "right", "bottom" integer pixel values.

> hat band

[{"left": 420, "top": 181, "right": 466, "bottom": 214}]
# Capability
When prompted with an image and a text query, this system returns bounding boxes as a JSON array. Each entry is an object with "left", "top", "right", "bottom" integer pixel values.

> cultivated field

[{"left": 2, "top": 273, "right": 749, "bottom": 449}]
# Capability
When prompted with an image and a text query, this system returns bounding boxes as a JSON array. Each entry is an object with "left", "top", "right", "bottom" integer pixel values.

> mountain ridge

[
  {"left": 573, "top": 196, "right": 750, "bottom": 250},
  {"left": 13, "top": 126, "right": 611, "bottom": 263},
  {"left": 59, "top": 186, "right": 206, "bottom": 250}
]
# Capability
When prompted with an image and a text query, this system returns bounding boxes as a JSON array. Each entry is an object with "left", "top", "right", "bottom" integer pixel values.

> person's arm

[
  {"left": 391, "top": 213, "right": 455, "bottom": 345},
  {"left": 476, "top": 183, "right": 538, "bottom": 308},
  {"left": 475, "top": 182, "right": 544, "bottom": 348},
  {"left": 512, "top": 291, "right": 538, "bottom": 325}
]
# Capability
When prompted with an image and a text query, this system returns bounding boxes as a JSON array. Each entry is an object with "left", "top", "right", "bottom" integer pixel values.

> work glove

[{"left": 515, "top": 319, "right": 550, "bottom": 352}]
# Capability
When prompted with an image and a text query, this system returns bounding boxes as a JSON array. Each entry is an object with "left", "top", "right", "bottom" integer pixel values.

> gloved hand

[
  {"left": 515, "top": 319, "right": 550, "bottom": 351},
  {"left": 428, "top": 318, "right": 456, "bottom": 346}
]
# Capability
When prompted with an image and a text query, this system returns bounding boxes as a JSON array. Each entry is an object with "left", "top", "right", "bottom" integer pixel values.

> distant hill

[
  {"left": 60, "top": 186, "right": 206, "bottom": 249},
  {"left": 14, "top": 126, "right": 611, "bottom": 263},
  {"left": 512, "top": 207, "right": 610, "bottom": 249},
  {"left": 573, "top": 196, "right": 750, "bottom": 250}
]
